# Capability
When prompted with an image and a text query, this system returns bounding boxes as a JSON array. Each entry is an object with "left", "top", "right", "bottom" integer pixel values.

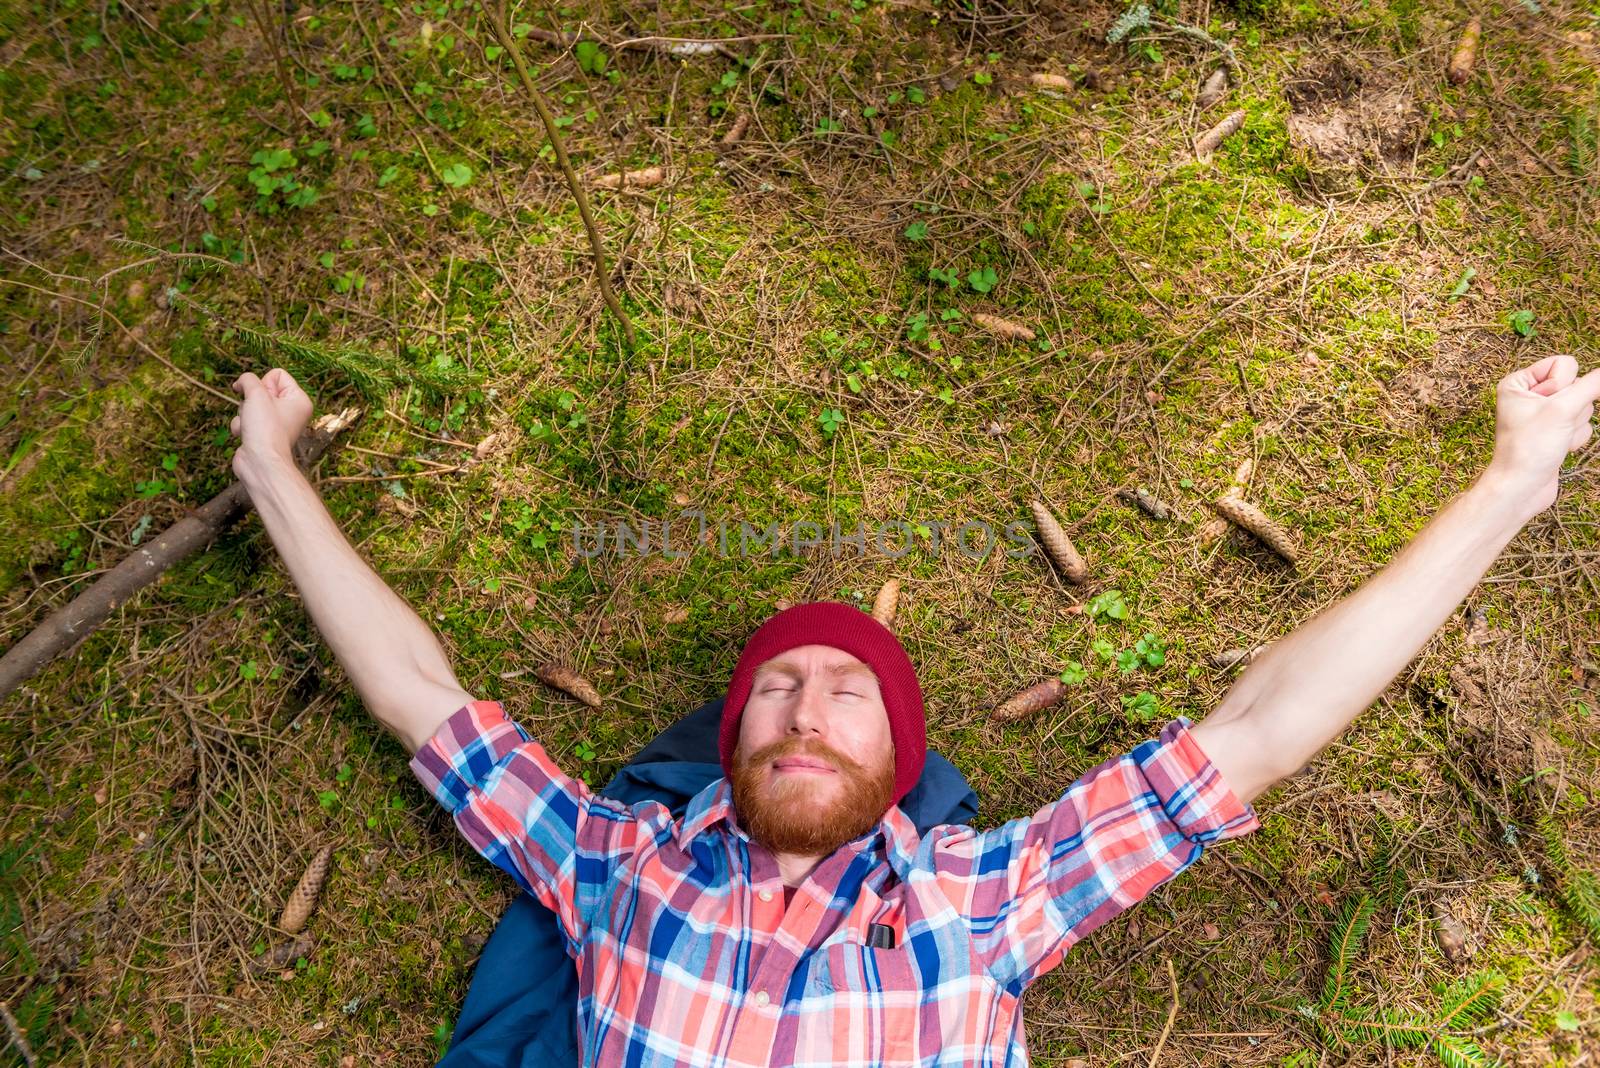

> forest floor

[{"left": 3, "top": 0, "right": 1600, "bottom": 1062}]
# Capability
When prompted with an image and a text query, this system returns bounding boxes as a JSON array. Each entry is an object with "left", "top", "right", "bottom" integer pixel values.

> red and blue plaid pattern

[{"left": 411, "top": 700, "right": 1259, "bottom": 1066}]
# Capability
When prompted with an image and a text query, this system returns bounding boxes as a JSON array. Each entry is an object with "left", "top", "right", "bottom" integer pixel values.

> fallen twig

[
  {"left": 0, "top": 1001, "right": 37, "bottom": 1068},
  {"left": 0, "top": 409, "right": 361, "bottom": 702},
  {"left": 487, "top": 5, "right": 637, "bottom": 351},
  {"left": 1146, "top": 958, "right": 1179, "bottom": 1068}
]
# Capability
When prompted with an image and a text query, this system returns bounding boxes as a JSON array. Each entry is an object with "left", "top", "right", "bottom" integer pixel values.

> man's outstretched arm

[
  {"left": 1191, "top": 355, "right": 1599, "bottom": 805},
  {"left": 230, "top": 368, "right": 472, "bottom": 753}
]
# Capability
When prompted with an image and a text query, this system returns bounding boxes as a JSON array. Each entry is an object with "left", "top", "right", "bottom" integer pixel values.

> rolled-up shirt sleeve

[
  {"left": 932, "top": 716, "right": 1260, "bottom": 992},
  {"left": 409, "top": 699, "right": 643, "bottom": 955}
]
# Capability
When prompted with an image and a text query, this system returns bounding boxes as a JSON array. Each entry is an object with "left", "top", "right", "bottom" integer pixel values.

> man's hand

[
  {"left": 1192, "top": 356, "right": 1595, "bottom": 805},
  {"left": 1486, "top": 354, "right": 1599, "bottom": 514},
  {"left": 231, "top": 368, "right": 314, "bottom": 481},
  {"left": 226, "top": 367, "right": 473, "bottom": 753}
]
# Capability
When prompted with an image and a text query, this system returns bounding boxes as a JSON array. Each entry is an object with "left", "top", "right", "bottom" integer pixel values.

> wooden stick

[
  {"left": 1146, "top": 958, "right": 1179, "bottom": 1068},
  {"left": 0, "top": 1001, "right": 37, "bottom": 1068},
  {"left": 0, "top": 409, "right": 360, "bottom": 702},
  {"left": 486, "top": 4, "right": 637, "bottom": 351}
]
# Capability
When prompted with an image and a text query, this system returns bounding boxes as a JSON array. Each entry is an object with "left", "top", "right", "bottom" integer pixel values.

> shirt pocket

[{"left": 814, "top": 940, "right": 922, "bottom": 1057}]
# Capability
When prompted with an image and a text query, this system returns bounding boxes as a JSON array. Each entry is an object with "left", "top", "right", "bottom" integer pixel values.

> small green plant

[
  {"left": 574, "top": 39, "right": 608, "bottom": 75},
  {"left": 903, "top": 220, "right": 928, "bottom": 240},
  {"left": 1311, "top": 893, "right": 1506, "bottom": 1066},
  {"left": 1120, "top": 690, "right": 1159, "bottom": 722},
  {"left": 1059, "top": 660, "right": 1087, "bottom": 685},
  {"left": 928, "top": 266, "right": 960, "bottom": 288},
  {"left": 1087, "top": 588, "right": 1129, "bottom": 623},
  {"left": 967, "top": 266, "right": 998, "bottom": 293},
  {"left": 245, "top": 148, "right": 317, "bottom": 213},
  {"left": 819, "top": 407, "right": 845, "bottom": 437},
  {"left": 1536, "top": 813, "right": 1600, "bottom": 943},
  {"left": 440, "top": 162, "right": 473, "bottom": 187},
  {"left": 574, "top": 740, "right": 596, "bottom": 762},
  {"left": 1507, "top": 309, "right": 1536, "bottom": 338},
  {"left": 905, "top": 311, "right": 931, "bottom": 342},
  {"left": 1447, "top": 266, "right": 1476, "bottom": 301}
]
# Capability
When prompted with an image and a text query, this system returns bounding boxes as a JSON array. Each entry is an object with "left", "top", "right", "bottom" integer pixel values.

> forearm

[
  {"left": 239, "top": 453, "right": 471, "bottom": 753},
  {"left": 1192, "top": 466, "right": 1537, "bottom": 803}
]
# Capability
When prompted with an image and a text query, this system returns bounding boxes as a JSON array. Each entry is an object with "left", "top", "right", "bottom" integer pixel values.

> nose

[{"left": 786, "top": 678, "right": 827, "bottom": 739}]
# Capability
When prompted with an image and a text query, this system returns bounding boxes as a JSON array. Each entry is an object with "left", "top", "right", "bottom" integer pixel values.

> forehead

[{"left": 753, "top": 645, "right": 876, "bottom": 680}]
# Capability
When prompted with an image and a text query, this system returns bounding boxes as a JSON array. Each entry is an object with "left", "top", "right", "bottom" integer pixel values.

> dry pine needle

[
  {"left": 535, "top": 663, "right": 603, "bottom": 707},
  {"left": 1029, "top": 500, "right": 1089, "bottom": 583},
  {"left": 872, "top": 579, "right": 901, "bottom": 628},
  {"left": 1208, "top": 495, "right": 1298, "bottom": 564},
  {"left": 278, "top": 844, "right": 334, "bottom": 935},
  {"left": 971, "top": 313, "right": 1037, "bottom": 341},
  {"left": 994, "top": 678, "right": 1067, "bottom": 722}
]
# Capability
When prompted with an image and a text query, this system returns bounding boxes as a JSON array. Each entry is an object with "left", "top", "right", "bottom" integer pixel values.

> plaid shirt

[{"left": 411, "top": 701, "right": 1259, "bottom": 1067}]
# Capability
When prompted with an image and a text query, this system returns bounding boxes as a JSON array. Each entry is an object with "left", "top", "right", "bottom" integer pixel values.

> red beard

[{"left": 730, "top": 737, "right": 896, "bottom": 858}]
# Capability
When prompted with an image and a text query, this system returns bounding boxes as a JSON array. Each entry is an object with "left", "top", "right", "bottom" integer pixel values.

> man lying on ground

[{"left": 228, "top": 356, "right": 1596, "bottom": 1066}]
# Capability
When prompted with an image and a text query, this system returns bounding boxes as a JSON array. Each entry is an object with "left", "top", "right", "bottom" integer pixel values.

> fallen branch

[
  {"left": 0, "top": 409, "right": 361, "bottom": 702},
  {"left": 486, "top": 5, "right": 637, "bottom": 351}
]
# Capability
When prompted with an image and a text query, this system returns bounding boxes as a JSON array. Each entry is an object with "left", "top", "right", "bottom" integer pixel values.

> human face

[{"left": 730, "top": 645, "right": 896, "bottom": 857}]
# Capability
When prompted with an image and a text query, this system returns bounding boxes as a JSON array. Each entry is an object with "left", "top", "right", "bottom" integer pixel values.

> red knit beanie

[{"left": 719, "top": 601, "right": 927, "bottom": 805}]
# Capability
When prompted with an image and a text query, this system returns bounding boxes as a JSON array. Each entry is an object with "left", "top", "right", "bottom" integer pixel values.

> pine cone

[
  {"left": 535, "top": 663, "right": 603, "bottom": 708},
  {"left": 994, "top": 678, "right": 1068, "bottom": 723},
  {"left": 278, "top": 844, "right": 334, "bottom": 935},
  {"left": 971, "top": 313, "right": 1037, "bottom": 341},
  {"left": 872, "top": 579, "right": 901, "bottom": 628},
  {"left": 1208, "top": 496, "right": 1298, "bottom": 565},
  {"left": 250, "top": 932, "right": 316, "bottom": 976},
  {"left": 1194, "top": 109, "right": 1246, "bottom": 160},
  {"left": 1029, "top": 500, "right": 1088, "bottom": 583}
]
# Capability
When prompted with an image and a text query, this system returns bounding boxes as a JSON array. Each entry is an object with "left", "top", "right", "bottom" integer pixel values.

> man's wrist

[
  {"left": 235, "top": 446, "right": 304, "bottom": 489},
  {"left": 1472, "top": 463, "right": 1545, "bottom": 530}
]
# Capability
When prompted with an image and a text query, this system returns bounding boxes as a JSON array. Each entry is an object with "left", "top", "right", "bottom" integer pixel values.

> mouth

[{"left": 772, "top": 757, "right": 836, "bottom": 775}]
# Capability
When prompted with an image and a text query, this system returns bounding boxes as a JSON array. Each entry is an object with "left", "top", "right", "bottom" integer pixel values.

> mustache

[{"left": 744, "top": 736, "right": 857, "bottom": 775}]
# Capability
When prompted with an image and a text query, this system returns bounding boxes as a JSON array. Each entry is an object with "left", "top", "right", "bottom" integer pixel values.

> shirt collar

[{"left": 675, "top": 777, "right": 923, "bottom": 881}]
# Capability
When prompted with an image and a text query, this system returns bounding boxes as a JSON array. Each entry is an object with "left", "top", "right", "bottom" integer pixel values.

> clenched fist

[
  {"left": 1489, "top": 354, "right": 1599, "bottom": 515},
  {"left": 230, "top": 368, "right": 313, "bottom": 481}
]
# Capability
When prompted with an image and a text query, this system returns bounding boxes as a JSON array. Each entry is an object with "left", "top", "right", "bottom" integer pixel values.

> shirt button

[
  {"left": 758, "top": 889, "right": 774, "bottom": 902},
  {"left": 754, "top": 991, "right": 770, "bottom": 1007}
]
